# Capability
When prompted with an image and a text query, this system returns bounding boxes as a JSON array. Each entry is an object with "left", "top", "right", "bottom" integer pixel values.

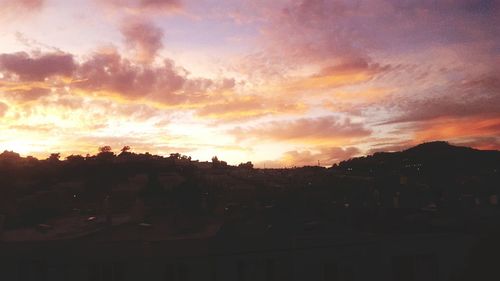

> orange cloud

[
  {"left": 333, "top": 87, "right": 392, "bottom": 103},
  {"left": 454, "top": 137, "right": 500, "bottom": 151},
  {"left": 0, "top": 79, "right": 56, "bottom": 102},
  {"left": 0, "top": 102, "right": 7, "bottom": 117},
  {"left": 196, "top": 95, "right": 306, "bottom": 121},
  {"left": 274, "top": 57, "right": 391, "bottom": 95},
  {"left": 413, "top": 117, "right": 500, "bottom": 143},
  {"left": 287, "top": 72, "right": 370, "bottom": 91}
]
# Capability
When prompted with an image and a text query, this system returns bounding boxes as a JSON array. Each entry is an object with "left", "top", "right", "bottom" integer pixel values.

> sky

[{"left": 0, "top": 0, "right": 499, "bottom": 167}]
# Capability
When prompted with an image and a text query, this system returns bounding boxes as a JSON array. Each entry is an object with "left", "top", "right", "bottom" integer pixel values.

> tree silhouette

[
  {"left": 238, "top": 161, "right": 254, "bottom": 169},
  {"left": 48, "top": 153, "right": 61, "bottom": 162},
  {"left": 97, "top": 145, "right": 114, "bottom": 160},
  {"left": 99, "top": 146, "right": 112, "bottom": 153},
  {"left": 66, "top": 154, "right": 84, "bottom": 162}
]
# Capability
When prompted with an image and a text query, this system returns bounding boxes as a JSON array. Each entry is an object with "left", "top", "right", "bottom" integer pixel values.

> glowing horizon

[{"left": 1, "top": 0, "right": 499, "bottom": 167}]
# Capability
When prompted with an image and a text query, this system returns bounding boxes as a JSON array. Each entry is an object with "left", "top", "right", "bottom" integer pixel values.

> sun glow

[{"left": 0, "top": 140, "right": 37, "bottom": 156}]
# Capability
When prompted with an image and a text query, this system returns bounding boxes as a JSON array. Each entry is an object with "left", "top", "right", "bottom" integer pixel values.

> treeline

[{"left": 0, "top": 147, "right": 255, "bottom": 227}]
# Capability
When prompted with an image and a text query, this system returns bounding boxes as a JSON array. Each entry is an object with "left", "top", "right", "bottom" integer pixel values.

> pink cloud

[
  {"left": 231, "top": 116, "right": 371, "bottom": 142},
  {"left": 121, "top": 19, "right": 164, "bottom": 64},
  {"left": 0, "top": 48, "right": 236, "bottom": 108},
  {"left": 2, "top": 0, "right": 44, "bottom": 11},
  {"left": 315, "top": 57, "right": 390, "bottom": 77},
  {"left": 138, "top": 0, "right": 181, "bottom": 10},
  {"left": 0, "top": 52, "right": 75, "bottom": 81},
  {"left": 383, "top": 76, "right": 500, "bottom": 124},
  {"left": 75, "top": 51, "right": 182, "bottom": 101},
  {"left": 260, "top": 0, "right": 368, "bottom": 64},
  {"left": 248, "top": 0, "right": 499, "bottom": 80},
  {"left": 73, "top": 49, "right": 234, "bottom": 105},
  {"left": 103, "top": 0, "right": 181, "bottom": 13}
]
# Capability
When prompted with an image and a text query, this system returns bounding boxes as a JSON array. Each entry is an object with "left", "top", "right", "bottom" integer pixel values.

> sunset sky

[{"left": 0, "top": 0, "right": 499, "bottom": 167}]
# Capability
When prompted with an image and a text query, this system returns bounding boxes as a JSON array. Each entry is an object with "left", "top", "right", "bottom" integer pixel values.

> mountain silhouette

[
  {"left": 405, "top": 140, "right": 469, "bottom": 153},
  {"left": 336, "top": 141, "right": 500, "bottom": 176}
]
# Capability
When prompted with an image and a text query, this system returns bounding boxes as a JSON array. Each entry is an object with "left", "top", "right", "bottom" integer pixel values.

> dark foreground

[{"left": 1, "top": 141, "right": 499, "bottom": 280}]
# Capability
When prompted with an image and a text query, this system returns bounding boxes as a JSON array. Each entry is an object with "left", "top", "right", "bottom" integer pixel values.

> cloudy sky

[{"left": 0, "top": 0, "right": 499, "bottom": 167}]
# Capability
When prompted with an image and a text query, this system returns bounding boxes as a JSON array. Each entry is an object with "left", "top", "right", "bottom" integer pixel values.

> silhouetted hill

[
  {"left": 336, "top": 141, "right": 500, "bottom": 177},
  {"left": 405, "top": 140, "right": 467, "bottom": 153}
]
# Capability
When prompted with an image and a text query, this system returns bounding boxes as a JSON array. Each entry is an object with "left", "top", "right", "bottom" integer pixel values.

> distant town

[{"left": 1, "top": 141, "right": 499, "bottom": 281}]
